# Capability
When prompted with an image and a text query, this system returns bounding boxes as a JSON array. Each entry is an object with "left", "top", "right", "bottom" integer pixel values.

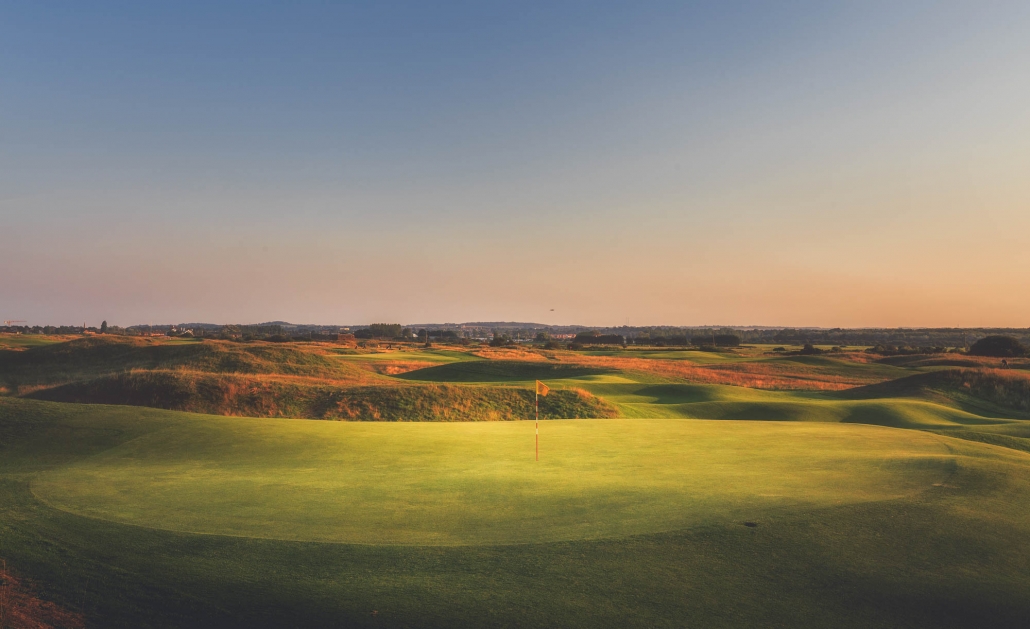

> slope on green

[{"left": 33, "top": 406, "right": 955, "bottom": 545}]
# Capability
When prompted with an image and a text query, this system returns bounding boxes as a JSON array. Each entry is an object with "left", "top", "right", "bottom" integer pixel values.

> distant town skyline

[{"left": 3, "top": 2, "right": 1029, "bottom": 327}]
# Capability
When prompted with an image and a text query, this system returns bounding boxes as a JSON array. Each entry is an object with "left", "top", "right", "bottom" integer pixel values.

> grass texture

[{"left": 1, "top": 398, "right": 1029, "bottom": 628}]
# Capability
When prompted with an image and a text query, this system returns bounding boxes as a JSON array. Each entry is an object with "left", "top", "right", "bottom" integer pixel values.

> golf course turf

[
  {"left": 33, "top": 415, "right": 958, "bottom": 545},
  {"left": 1, "top": 338, "right": 1030, "bottom": 627}
]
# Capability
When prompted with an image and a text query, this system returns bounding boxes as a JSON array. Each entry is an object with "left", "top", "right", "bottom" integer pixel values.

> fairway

[
  {"left": 34, "top": 415, "right": 956, "bottom": 545},
  {"left": 582, "top": 382, "right": 1016, "bottom": 426}
]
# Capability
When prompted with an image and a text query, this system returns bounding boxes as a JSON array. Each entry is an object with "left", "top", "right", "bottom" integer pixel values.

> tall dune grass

[{"left": 27, "top": 371, "right": 618, "bottom": 421}]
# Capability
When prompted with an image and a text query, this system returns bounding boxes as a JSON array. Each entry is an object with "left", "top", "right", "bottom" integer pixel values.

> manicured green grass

[
  {"left": 0, "top": 333, "right": 68, "bottom": 349},
  {"left": 5, "top": 339, "right": 1030, "bottom": 627},
  {"left": 33, "top": 412, "right": 955, "bottom": 545},
  {"left": 3, "top": 398, "right": 1030, "bottom": 628}
]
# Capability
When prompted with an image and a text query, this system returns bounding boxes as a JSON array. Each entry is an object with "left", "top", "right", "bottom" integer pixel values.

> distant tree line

[
  {"left": 623, "top": 327, "right": 1030, "bottom": 349},
  {"left": 626, "top": 333, "right": 740, "bottom": 348},
  {"left": 4, "top": 321, "right": 1028, "bottom": 352},
  {"left": 355, "top": 324, "right": 407, "bottom": 339},
  {"left": 573, "top": 332, "right": 626, "bottom": 345}
]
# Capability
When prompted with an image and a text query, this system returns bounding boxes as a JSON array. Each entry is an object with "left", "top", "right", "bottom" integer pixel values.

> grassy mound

[
  {"left": 840, "top": 368, "right": 1030, "bottom": 413},
  {"left": 27, "top": 371, "right": 617, "bottom": 420},
  {"left": 581, "top": 382, "right": 1023, "bottom": 432},
  {"left": 0, "top": 336, "right": 362, "bottom": 393}
]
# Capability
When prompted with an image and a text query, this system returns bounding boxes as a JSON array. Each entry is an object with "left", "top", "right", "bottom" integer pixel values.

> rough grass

[
  {"left": 875, "top": 354, "right": 1030, "bottom": 370},
  {"left": 552, "top": 354, "right": 874, "bottom": 389},
  {"left": 0, "top": 560, "right": 85, "bottom": 629},
  {"left": 0, "top": 336, "right": 367, "bottom": 393},
  {"left": 334, "top": 349, "right": 481, "bottom": 363},
  {"left": 841, "top": 368, "right": 1030, "bottom": 413},
  {"left": 26, "top": 371, "right": 617, "bottom": 421},
  {"left": 396, "top": 360, "right": 613, "bottom": 382}
]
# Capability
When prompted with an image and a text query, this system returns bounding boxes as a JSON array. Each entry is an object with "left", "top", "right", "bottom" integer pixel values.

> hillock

[
  {"left": 0, "top": 336, "right": 364, "bottom": 393},
  {"left": 27, "top": 371, "right": 618, "bottom": 421},
  {"left": 839, "top": 368, "right": 1030, "bottom": 413}
]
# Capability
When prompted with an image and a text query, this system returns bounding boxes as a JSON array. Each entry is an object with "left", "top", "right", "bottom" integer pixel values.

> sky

[{"left": 2, "top": 1, "right": 1029, "bottom": 328}]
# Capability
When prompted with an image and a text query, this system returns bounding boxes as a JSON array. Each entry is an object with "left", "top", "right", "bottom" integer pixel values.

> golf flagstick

[{"left": 535, "top": 380, "right": 549, "bottom": 460}]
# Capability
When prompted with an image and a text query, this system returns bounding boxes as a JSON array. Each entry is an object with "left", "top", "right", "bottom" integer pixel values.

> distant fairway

[
  {"left": 33, "top": 416, "right": 956, "bottom": 545},
  {"left": 0, "top": 333, "right": 71, "bottom": 349},
  {"left": 396, "top": 359, "right": 614, "bottom": 382},
  {"left": 584, "top": 382, "right": 1017, "bottom": 427}
]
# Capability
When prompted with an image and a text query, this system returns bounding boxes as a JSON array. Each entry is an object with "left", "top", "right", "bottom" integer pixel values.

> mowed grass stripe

[{"left": 34, "top": 415, "right": 957, "bottom": 546}]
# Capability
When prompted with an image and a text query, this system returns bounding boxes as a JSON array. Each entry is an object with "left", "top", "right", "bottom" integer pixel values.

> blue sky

[{"left": 3, "top": 1, "right": 1029, "bottom": 326}]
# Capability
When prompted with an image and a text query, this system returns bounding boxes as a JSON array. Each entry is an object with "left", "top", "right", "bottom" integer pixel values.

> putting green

[{"left": 33, "top": 417, "right": 957, "bottom": 545}]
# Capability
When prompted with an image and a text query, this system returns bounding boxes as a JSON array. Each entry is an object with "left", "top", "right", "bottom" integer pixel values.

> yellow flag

[{"left": 536, "top": 380, "right": 549, "bottom": 396}]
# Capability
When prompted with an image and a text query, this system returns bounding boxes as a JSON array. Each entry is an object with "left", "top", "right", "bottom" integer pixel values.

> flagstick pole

[{"left": 535, "top": 387, "right": 539, "bottom": 461}]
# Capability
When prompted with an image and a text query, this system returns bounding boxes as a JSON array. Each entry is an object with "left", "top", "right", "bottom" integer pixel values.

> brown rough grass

[
  {"left": 471, "top": 348, "right": 549, "bottom": 361},
  {"left": 842, "top": 368, "right": 1030, "bottom": 412},
  {"left": 356, "top": 361, "right": 439, "bottom": 376},
  {"left": 553, "top": 355, "right": 860, "bottom": 390},
  {"left": 0, "top": 561, "right": 84, "bottom": 629},
  {"left": 26, "top": 371, "right": 619, "bottom": 421}
]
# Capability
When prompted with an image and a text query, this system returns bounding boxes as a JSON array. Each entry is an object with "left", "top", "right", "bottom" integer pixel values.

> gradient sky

[{"left": 3, "top": 1, "right": 1029, "bottom": 327}]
